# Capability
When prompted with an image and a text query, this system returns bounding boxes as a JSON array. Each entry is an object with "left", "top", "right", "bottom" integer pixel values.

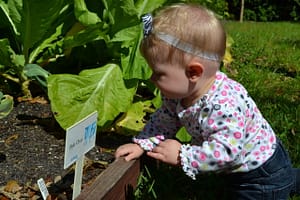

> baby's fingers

[
  {"left": 124, "top": 153, "right": 137, "bottom": 161},
  {"left": 147, "top": 151, "right": 164, "bottom": 161},
  {"left": 115, "top": 143, "right": 144, "bottom": 161},
  {"left": 115, "top": 145, "right": 130, "bottom": 158}
]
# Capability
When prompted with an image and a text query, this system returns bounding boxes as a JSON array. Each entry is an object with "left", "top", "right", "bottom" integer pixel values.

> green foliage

[
  {"left": 0, "top": 0, "right": 72, "bottom": 97},
  {"left": 0, "top": 91, "right": 13, "bottom": 119},
  {"left": 47, "top": 0, "right": 170, "bottom": 130},
  {"left": 48, "top": 64, "right": 136, "bottom": 130},
  {"left": 163, "top": 0, "right": 228, "bottom": 18},
  {"left": 0, "top": 0, "right": 167, "bottom": 127},
  {"left": 178, "top": 0, "right": 229, "bottom": 18},
  {"left": 224, "top": 21, "right": 300, "bottom": 165},
  {"left": 134, "top": 165, "right": 157, "bottom": 199},
  {"left": 229, "top": 0, "right": 300, "bottom": 21},
  {"left": 176, "top": 127, "right": 192, "bottom": 142},
  {"left": 62, "top": 0, "right": 166, "bottom": 80},
  {"left": 244, "top": 3, "right": 279, "bottom": 21},
  {"left": 115, "top": 100, "right": 154, "bottom": 136},
  {"left": 24, "top": 64, "right": 50, "bottom": 88}
]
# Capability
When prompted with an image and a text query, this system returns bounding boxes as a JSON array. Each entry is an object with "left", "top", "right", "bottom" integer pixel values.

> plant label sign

[
  {"left": 37, "top": 178, "right": 49, "bottom": 200},
  {"left": 64, "top": 111, "right": 98, "bottom": 199},
  {"left": 64, "top": 111, "right": 98, "bottom": 169}
]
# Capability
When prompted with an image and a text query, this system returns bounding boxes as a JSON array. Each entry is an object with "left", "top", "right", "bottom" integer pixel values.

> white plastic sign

[
  {"left": 37, "top": 178, "right": 49, "bottom": 200},
  {"left": 64, "top": 111, "right": 98, "bottom": 169}
]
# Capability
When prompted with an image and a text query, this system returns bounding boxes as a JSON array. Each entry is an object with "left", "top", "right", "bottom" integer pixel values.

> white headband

[
  {"left": 155, "top": 32, "right": 221, "bottom": 62},
  {"left": 141, "top": 14, "right": 221, "bottom": 62}
]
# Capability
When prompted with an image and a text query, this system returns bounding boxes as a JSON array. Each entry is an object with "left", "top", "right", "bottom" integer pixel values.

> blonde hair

[{"left": 140, "top": 4, "right": 226, "bottom": 68}]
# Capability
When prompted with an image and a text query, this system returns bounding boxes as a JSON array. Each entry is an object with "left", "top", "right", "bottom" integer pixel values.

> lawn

[
  {"left": 134, "top": 21, "right": 300, "bottom": 200},
  {"left": 224, "top": 21, "right": 300, "bottom": 166}
]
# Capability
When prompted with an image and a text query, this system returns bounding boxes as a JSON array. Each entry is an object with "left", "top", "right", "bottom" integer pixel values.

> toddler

[{"left": 115, "top": 4, "right": 300, "bottom": 199}]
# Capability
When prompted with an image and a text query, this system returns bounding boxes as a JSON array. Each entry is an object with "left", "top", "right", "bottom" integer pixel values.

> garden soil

[{"left": 0, "top": 99, "right": 130, "bottom": 199}]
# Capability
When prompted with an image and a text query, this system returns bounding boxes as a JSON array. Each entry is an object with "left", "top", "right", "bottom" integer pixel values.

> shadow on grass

[{"left": 136, "top": 156, "right": 229, "bottom": 200}]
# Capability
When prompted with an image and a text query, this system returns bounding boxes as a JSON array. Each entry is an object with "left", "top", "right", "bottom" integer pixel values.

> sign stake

[
  {"left": 72, "top": 155, "right": 85, "bottom": 199},
  {"left": 64, "top": 111, "right": 98, "bottom": 200}
]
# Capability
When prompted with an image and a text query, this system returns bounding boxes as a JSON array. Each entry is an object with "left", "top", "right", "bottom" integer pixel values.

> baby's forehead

[{"left": 144, "top": 44, "right": 170, "bottom": 62}]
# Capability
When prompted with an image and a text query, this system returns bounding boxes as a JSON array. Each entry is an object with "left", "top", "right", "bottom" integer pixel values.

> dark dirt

[{"left": 0, "top": 100, "right": 131, "bottom": 199}]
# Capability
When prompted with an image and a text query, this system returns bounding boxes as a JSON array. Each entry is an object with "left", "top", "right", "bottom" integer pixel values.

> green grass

[
  {"left": 135, "top": 21, "right": 300, "bottom": 199},
  {"left": 224, "top": 21, "right": 300, "bottom": 166}
]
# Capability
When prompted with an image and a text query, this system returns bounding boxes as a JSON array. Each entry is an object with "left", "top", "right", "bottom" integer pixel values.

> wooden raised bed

[{"left": 76, "top": 158, "right": 140, "bottom": 200}]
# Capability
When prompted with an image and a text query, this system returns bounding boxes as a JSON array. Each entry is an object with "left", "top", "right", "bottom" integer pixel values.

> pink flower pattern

[{"left": 134, "top": 71, "right": 276, "bottom": 180}]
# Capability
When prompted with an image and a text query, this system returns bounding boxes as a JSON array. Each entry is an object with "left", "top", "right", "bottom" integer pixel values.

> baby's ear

[{"left": 186, "top": 61, "right": 203, "bottom": 81}]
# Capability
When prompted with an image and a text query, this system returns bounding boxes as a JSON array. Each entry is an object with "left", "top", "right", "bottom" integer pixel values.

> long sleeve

[
  {"left": 178, "top": 72, "right": 276, "bottom": 180},
  {"left": 133, "top": 71, "right": 276, "bottom": 180},
  {"left": 133, "top": 97, "right": 182, "bottom": 151},
  {"left": 179, "top": 104, "right": 247, "bottom": 179}
]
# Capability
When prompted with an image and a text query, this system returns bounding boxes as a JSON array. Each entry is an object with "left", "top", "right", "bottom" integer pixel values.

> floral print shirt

[{"left": 133, "top": 71, "right": 277, "bottom": 180}]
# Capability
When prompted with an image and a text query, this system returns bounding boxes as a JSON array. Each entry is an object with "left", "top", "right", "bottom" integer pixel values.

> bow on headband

[{"left": 142, "top": 13, "right": 153, "bottom": 37}]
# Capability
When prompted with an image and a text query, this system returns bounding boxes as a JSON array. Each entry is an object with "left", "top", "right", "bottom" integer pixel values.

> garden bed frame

[{"left": 76, "top": 158, "right": 140, "bottom": 200}]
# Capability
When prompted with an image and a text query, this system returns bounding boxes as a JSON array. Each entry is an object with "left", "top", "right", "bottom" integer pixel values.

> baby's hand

[
  {"left": 147, "top": 139, "right": 182, "bottom": 165},
  {"left": 115, "top": 143, "right": 144, "bottom": 161}
]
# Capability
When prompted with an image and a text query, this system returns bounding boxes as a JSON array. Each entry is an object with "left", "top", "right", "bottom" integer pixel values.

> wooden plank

[{"left": 76, "top": 158, "right": 140, "bottom": 200}]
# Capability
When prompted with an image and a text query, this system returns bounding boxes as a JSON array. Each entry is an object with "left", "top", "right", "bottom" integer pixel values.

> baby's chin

[{"left": 161, "top": 92, "right": 185, "bottom": 100}]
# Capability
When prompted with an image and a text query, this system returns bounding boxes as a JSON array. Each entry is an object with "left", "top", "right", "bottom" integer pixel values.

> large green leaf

[
  {"left": 64, "top": 23, "right": 109, "bottom": 49},
  {"left": 47, "top": 64, "right": 136, "bottom": 129},
  {"left": 0, "top": 1, "right": 19, "bottom": 35},
  {"left": 29, "top": 24, "right": 65, "bottom": 64},
  {"left": 134, "top": 0, "right": 167, "bottom": 17},
  {"left": 115, "top": 100, "right": 153, "bottom": 136},
  {"left": 102, "top": 0, "right": 138, "bottom": 35},
  {"left": 28, "top": 3, "right": 76, "bottom": 64},
  {"left": 112, "top": 25, "right": 151, "bottom": 80},
  {"left": 24, "top": 64, "right": 50, "bottom": 88},
  {"left": 107, "top": 0, "right": 167, "bottom": 80},
  {"left": 0, "top": 0, "right": 73, "bottom": 63},
  {"left": 20, "top": 0, "right": 67, "bottom": 62}
]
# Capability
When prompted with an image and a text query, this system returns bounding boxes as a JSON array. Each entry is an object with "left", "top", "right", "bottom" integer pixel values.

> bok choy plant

[
  {"left": 0, "top": 0, "right": 73, "bottom": 97},
  {"left": 47, "top": 0, "right": 166, "bottom": 131}
]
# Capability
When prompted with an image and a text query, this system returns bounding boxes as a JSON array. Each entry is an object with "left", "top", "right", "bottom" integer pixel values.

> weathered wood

[{"left": 76, "top": 158, "right": 140, "bottom": 200}]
